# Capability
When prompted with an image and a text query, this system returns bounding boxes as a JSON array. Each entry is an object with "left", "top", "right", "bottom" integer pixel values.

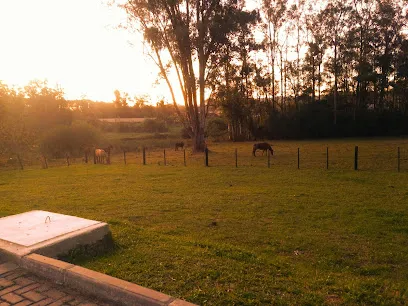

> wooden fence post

[
  {"left": 184, "top": 149, "right": 186, "bottom": 166},
  {"left": 16, "top": 154, "right": 23, "bottom": 170},
  {"left": 326, "top": 147, "right": 329, "bottom": 170},
  {"left": 143, "top": 147, "right": 146, "bottom": 165},
  {"left": 205, "top": 147, "right": 209, "bottom": 167},
  {"left": 123, "top": 151, "right": 127, "bottom": 165},
  {"left": 268, "top": 150, "right": 271, "bottom": 168},
  {"left": 66, "top": 154, "right": 70, "bottom": 167},
  {"left": 354, "top": 146, "right": 358, "bottom": 170},
  {"left": 164, "top": 149, "right": 166, "bottom": 166},
  {"left": 41, "top": 155, "right": 48, "bottom": 169},
  {"left": 84, "top": 151, "right": 88, "bottom": 164},
  {"left": 235, "top": 148, "right": 238, "bottom": 168},
  {"left": 107, "top": 151, "right": 111, "bottom": 165},
  {"left": 297, "top": 148, "right": 300, "bottom": 169},
  {"left": 398, "top": 147, "right": 400, "bottom": 172}
]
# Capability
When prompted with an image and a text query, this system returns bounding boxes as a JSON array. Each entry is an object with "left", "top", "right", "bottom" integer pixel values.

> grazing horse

[
  {"left": 95, "top": 145, "right": 113, "bottom": 164},
  {"left": 95, "top": 149, "right": 107, "bottom": 164},
  {"left": 175, "top": 142, "right": 184, "bottom": 151},
  {"left": 253, "top": 142, "right": 274, "bottom": 156}
]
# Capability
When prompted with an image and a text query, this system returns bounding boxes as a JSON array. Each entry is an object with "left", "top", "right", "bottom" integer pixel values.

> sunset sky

[{"left": 0, "top": 0, "right": 169, "bottom": 103}]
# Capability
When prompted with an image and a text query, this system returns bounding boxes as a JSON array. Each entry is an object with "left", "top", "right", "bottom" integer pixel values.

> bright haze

[{"left": 0, "top": 0, "right": 167, "bottom": 103}]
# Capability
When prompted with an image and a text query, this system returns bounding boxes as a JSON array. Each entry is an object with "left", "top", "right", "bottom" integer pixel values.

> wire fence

[{"left": 1, "top": 142, "right": 408, "bottom": 172}]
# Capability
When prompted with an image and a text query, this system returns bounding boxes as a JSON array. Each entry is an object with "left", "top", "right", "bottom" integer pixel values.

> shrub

[
  {"left": 142, "top": 119, "right": 168, "bottom": 133},
  {"left": 40, "top": 122, "right": 102, "bottom": 158},
  {"left": 181, "top": 126, "right": 192, "bottom": 139},
  {"left": 205, "top": 117, "right": 228, "bottom": 141}
]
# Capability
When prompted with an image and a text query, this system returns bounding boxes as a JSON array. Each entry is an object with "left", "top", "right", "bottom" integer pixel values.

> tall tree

[
  {"left": 122, "top": 0, "right": 249, "bottom": 151},
  {"left": 262, "top": 0, "right": 287, "bottom": 110},
  {"left": 372, "top": 0, "right": 406, "bottom": 110},
  {"left": 350, "top": 0, "right": 376, "bottom": 116},
  {"left": 322, "top": 0, "right": 351, "bottom": 124},
  {"left": 286, "top": 0, "right": 306, "bottom": 111}
]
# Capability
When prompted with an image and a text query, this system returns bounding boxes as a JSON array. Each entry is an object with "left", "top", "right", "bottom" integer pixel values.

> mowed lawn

[{"left": 1, "top": 139, "right": 408, "bottom": 305}]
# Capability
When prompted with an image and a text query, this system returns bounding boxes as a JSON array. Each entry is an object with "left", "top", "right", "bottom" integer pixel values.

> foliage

[
  {"left": 205, "top": 117, "right": 228, "bottom": 141},
  {"left": 39, "top": 122, "right": 102, "bottom": 158},
  {"left": 141, "top": 119, "right": 167, "bottom": 133},
  {"left": 122, "top": 0, "right": 259, "bottom": 151}
]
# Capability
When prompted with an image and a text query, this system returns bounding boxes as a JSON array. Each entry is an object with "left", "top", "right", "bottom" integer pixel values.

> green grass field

[{"left": 1, "top": 138, "right": 408, "bottom": 305}]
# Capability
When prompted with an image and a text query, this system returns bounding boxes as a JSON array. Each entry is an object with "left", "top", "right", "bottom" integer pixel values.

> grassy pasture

[
  {"left": 113, "top": 137, "right": 408, "bottom": 172},
  {"left": 1, "top": 138, "right": 408, "bottom": 305}
]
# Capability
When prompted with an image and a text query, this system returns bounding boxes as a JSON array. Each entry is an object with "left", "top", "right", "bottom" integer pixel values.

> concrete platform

[{"left": 0, "top": 210, "right": 110, "bottom": 260}]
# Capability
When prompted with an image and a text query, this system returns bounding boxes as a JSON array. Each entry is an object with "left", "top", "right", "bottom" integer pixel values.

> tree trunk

[
  {"left": 334, "top": 42, "right": 338, "bottom": 125},
  {"left": 192, "top": 129, "right": 205, "bottom": 152},
  {"left": 312, "top": 53, "right": 316, "bottom": 103}
]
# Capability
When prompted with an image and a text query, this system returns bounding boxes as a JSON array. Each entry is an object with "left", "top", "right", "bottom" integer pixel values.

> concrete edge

[
  {"left": 19, "top": 253, "right": 197, "bottom": 306},
  {"left": 31, "top": 222, "right": 110, "bottom": 258},
  {"left": 0, "top": 223, "right": 110, "bottom": 260}
]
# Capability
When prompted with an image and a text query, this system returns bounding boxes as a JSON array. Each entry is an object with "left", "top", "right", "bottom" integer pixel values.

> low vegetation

[{"left": 1, "top": 139, "right": 408, "bottom": 305}]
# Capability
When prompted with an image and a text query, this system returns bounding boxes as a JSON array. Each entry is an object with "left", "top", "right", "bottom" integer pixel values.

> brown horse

[
  {"left": 253, "top": 142, "right": 273, "bottom": 156},
  {"left": 175, "top": 142, "right": 184, "bottom": 151}
]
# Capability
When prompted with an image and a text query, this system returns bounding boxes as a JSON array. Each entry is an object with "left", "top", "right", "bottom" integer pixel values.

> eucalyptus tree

[
  {"left": 206, "top": 8, "right": 260, "bottom": 141},
  {"left": 261, "top": 0, "right": 288, "bottom": 110},
  {"left": 394, "top": 38, "right": 408, "bottom": 113},
  {"left": 286, "top": 0, "right": 306, "bottom": 111},
  {"left": 303, "top": 10, "right": 327, "bottom": 103},
  {"left": 121, "top": 0, "right": 249, "bottom": 151},
  {"left": 349, "top": 0, "right": 376, "bottom": 114},
  {"left": 321, "top": 0, "right": 351, "bottom": 124},
  {"left": 372, "top": 0, "right": 406, "bottom": 111}
]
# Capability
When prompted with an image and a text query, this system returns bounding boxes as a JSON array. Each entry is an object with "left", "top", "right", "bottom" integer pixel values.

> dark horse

[
  {"left": 253, "top": 142, "right": 273, "bottom": 156},
  {"left": 175, "top": 142, "right": 184, "bottom": 151}
]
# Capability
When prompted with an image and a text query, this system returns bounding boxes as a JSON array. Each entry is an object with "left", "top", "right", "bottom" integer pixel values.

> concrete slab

[{"left": 0, "top": 211, "right": 110, "bottom": 260}]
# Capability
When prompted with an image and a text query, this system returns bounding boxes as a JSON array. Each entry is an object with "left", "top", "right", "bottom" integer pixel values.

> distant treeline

[{"left": 266, "top": 104, "right": 408, "bottom": 140}]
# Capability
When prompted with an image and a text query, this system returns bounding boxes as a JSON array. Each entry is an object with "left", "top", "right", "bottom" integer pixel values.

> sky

[{"left": 0, "top": 0, "right": 168, "bottom": 103}]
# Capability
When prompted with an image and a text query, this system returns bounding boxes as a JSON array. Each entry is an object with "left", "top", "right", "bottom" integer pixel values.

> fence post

[
  {"left": 143, "top": 147, "right": 146, "bottom": 165},
  {"left": 354, "top": 146, "right": 358, "bottom": 170},
  {"left": 66, "top": 154, "right": 70, "bottom": 167},
  {"left": 84, "top": 151, "right": 88, "bottom": 164},
  {"left": 326, "top": 147, "right": 329, "bottom": 170},
  {"left": 164, "top": 149, "right": 166, "bottom": 166},
  {"left": 17, "top": 154, "right": 23, "bottom": 170},
  {"left": 268, "top": 149, "right": 271, "bottom": 168},
  {"left": 205, "top": 147, "right": 209, "bottom": 167},
  {"left": 41, "top": 155, "right": 48, "bottom": 169},
  {"left": 297, "top": 148, "right": 300, "bottom": 169},
  {"left": 398, "top": 147, "right": 400, "bottom": 172},
  {"left": 235, "top": 148, "right": 238, "bottom": 168},
  {"left": 184, "top": 149, "right": 186, "bottom": 166},
  {"left": 123, "top": 151, "right": 127, "bottom": 165}
]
